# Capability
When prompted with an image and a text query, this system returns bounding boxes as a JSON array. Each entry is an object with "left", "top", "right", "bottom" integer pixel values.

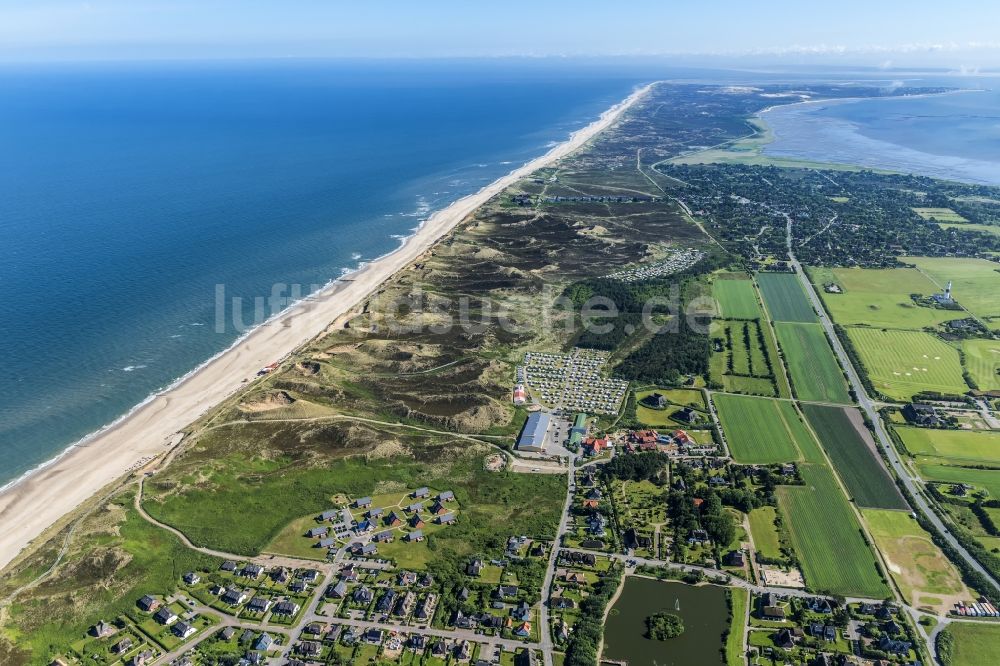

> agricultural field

[
  {"left": 808, "top": 266, "right": 955, "bottom": 329},
  {"left": 709, "top": 319, "right": 777, "bottom": 397},
  {"left": 897, "top": 426, "right": 1000, "bottom": 466},
  {"left": 713, "top": 394, "right": 817, "bottom": 464},
  {"left": 962, "top": 338, "right": 1000, "bottom": 391},
  {"left": 902, "top": 256, "right": 1000, "bottom": 325},
  {"left": 802, "top": 404, "right": 906, "bottom": 509},
  {"left": 862, "top": 509, "right": 971, "bottom": 614},
  {"left": 939, "top": 621, "right": 1000, "bottom": 666},
  {"left": 916, "top": 463, "right": 1000, "bottom": 499},
  {"left": 773, "top": 322, "right": 851, "bottom": 404},
  {"left": 712, "top": 274, "right": 764, "bottom": 319},
  {"left": 747, "top": 506, "right": 784, "bottom": 562},
  {"left": 912, "top": 207, "right": 968, "bottom": 222},
  {"left": 846, "top": 328, "right": 968, "bottom": 400},
  {"left": 775, "top": 465, "right": 890, "bottom": 598},
  {"left": 756, "top": 272, "right": 818, "bottom": 323},
  {"left": 938, "top": 222, "right": 1000, "bottom": 237}
]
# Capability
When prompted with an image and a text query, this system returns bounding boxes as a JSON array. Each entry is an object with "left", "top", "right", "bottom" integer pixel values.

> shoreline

[{"left": 0, "top": 82, "right": 652, "bottom": 573}]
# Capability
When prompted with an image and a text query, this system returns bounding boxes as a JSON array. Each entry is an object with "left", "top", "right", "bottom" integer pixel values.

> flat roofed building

[{"left": 517, "top": 412, "right": 550, "bottom": 452}]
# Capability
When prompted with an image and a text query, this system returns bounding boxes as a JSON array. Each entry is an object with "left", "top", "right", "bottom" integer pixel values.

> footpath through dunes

[
  {"left": 756, "top": 272, "right": 818, "bottom": 323},
  {"left": 776, "top": 464, "right": 892, "bottom": 599},
  {"left": 801, "top": 404, "right": 907, "bottom": 510},
  {"left": 713, "top": 393, "right": 822, "bottom": 464}
]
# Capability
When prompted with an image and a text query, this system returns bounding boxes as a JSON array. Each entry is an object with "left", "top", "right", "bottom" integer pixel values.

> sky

[{"left": 1, "top": 0, "right": 999, "bottom": 68}]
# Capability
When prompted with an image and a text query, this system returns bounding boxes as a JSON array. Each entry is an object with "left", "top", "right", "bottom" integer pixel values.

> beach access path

[{"left": 0, "top": 83, "right": 653, "bottom": 573}]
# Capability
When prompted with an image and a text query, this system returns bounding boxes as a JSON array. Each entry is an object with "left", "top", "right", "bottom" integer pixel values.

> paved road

[
  {"left": 785, "top": 215, "right": 1000, "bottom": 593},
  {"left": 538, "top": 459, "right": 578, "bottom": 666}
]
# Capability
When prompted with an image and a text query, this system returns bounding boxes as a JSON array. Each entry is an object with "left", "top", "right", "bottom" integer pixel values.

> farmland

[
  {"left": 938, "top": 222, "right": 1000, "bottom": 237},
  {"left": 916, "top": 463, "right": 1000, "bottom": 499},
  {"left": 962, "top": 338, "right": 1000, "bottom": 391},
  {"left": 939, "top": 619, "right": 1000, "bottom": 666},
  {"left": 802, "top": 404, "right": 906, "bottom": 510},
  {"left": 709, "top": 319, "right": 777, "bottom": 397},
  {"left": 713, "top": 394, "right": 816, "bottom": 464},
  {"left": 863, "top": 509, "right": 971, "bottom": 613},
  {"left": 897, "top": 426, "right": 1000, "bottom": 466},
  {"left": 712, "top": 274, "right": 764, "bottom": 319},
  {"left": 912, "top": 207, "right": 968, "bottom": 222},
  {"left": 776, "top": 465, "right": 890, "bottom": 598},
  {"left": 773, "top": 322, "right": 851, "bottom": 404},
  {"left": 845, "top": 328, "right": 968, "bottom": 400},
  {"left": 756, "top": 272, "right": 818, "bottom": 323},
  {"left": 747, "top": 506, "right": 784, "bottom": 562},
  {"left": 809, "top": 266, "right": 955, "bottom": 329},
  {"left": 902, "top": 256, "right": 1000, "bottom": 325}
]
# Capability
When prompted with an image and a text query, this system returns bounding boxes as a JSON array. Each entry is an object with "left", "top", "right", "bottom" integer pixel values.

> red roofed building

[
  {"left": 583, "top": 437, "right": 609, "bottom": 457},
  {"left": 673, "top": 429, "right": 693, "bottom": 445},
  {"left": 512, "top": 385, "right": 527, "bottom": 406},
  {"left": 692, "top": 498, "right": 704, "bottom": 509}
]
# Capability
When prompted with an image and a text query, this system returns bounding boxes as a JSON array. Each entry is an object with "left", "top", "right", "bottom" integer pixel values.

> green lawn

[
  {"left": 809, "top": 266, "right": 954, "bottom": 329},
  {"left": 962, "top": 338, "right": 1000, "bottom": 391},
  {"left": 756, "top": 272, "right": 818, "bottom": 323},
  {"left": 862, "top": 509, "right": 969, "bottom": 612},
  {"left": 916, "top": 463, "right": 1000, "bottom": 498},
  {"left": 776, "top": 464, "right": 890, "bottom": 598},
  {"left": 902, "top": 256, "right": 1000, "bottom": 324},
  {"left": 713, "top": 275, "right": 764, "bottom": 320},
  {"left": 726, "top": 587, "right": 749, "bottom": 666},
  {"left": 897, "top": 427, "right": 1000, "bottom": 466},
  {"left": 802, "top": 404, "right": 906, "bottom": 509},
  {"left": 938, "top": 222, "right": 1000, "bottom": 237},
  {"left": 846, "top": 327, "right": 968, "bottom": 400},
  {"left": 773, "top": 322, "right": 851, "bottom": 404},
  {"left": 747, "top": 507, "right": 783, "bottom": 561},
  {"left": 714, "top": 394, "right": 816, "bottom": 464},
  {"left": 912, "top": 207, "right": 968, "bottom": 222},
  {"left": 940, "top": 621, "right": 1000, "bottom": 666}
]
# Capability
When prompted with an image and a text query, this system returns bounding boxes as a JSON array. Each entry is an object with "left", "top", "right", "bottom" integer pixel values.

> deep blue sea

[
  {"left": 761, "top": 79, "right": 1000, "bottom": 184},
  {"left": 0, "top": 60, "right": 650, "bottom": 486}
]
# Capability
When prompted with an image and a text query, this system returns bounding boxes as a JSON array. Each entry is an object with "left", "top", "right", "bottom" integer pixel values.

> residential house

[
  {"left": 220, "top": 560, "right": 238, "bottom": 572},
  {"left": 153, "top": 607, "right": 178, "bottom": 626},
  {"left": 91, "top": 621, "right": 117, "bottom": 638},
  {"left": 376, "top": 589, "right": 397, "bottom": 614},
  {"left": 246, "top": 596, "right": 272, "bottom": 614},
  {"left": 328, "top": 580, "right": 348, "bottom": 598},
  {"left": 373, "top": 530, "right": 395, "bottom": 543},
  {"left": 395, "top": 591, "right": 417, "bottom": 617},
  {"left": 222, "top": 589, "right": 248, "bottom": 606},
  {"left": 137, "top": 595, "right": 160, "bottom": 613},
  {"left": 182, "top": 572, "right": 200, "bottom": 585},
  {"left": 319, "top": 509, "right": 340, "bottom": 521},
  {"left": 437, "top": 512, "right": 456, "bottom": 525},
  {"left": 172, "top": 622, "right": 196, "bottom": 640},
  {"left": 407, "top": 502, "right": 424, "bottom": 513},
  {"left": 438, "top": 490, "right": 455, "bottom": 502},
  {"left": 355, "top": 497, "right": 372, "bottom": 509},
  {"left": 415, "top": 593, "right": 437, "bottom": 620},
  {"left": 365, "top": 628, "right": 383, "bottom": 644},
  {"left": 399, "top": 571, "right": 418, "bottom": 585},
  {"left": 413, "top": 487, "right": 430, "bottom": 499},
  {"left": 241, "top": 564, "right": 264, "bottom": 579},
  {"left": 254, "top": 632, "right": 274, "bottom": 652},
  {"left": 409, "top": 514, "right": 426, "bottom": 529},
  {"left": 386, "top": 511, "right": 404, "bottom": 527},
  {"left": 273, "top": 601, "right": 300, "bottom": 617},
  {"left": 354, "top": 586, "right": 373, "bottom": 604},
  {"left": 514, "top": 622, "right": 531, "bottom": 638},
  {"left": 307, "top": 527, "right": 329, "bottom": 539},
  {"left": 467, "top": 558, "right": 484, "bottom": 576},
  {"left": 406, "top": 529, "right": 424, "bottom": 542}
]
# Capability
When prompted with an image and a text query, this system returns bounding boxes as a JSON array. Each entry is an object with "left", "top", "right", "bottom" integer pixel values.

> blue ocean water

[
  {"left": 760, "top": 80, "right": 1000, "bottom": 184},
  {"left": 0, "top": 60, "right": 647, "bottom": 486}
]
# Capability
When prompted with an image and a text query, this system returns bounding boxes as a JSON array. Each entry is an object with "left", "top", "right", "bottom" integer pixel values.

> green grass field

[
  {"left": 902, "top": 256, "right": 1000, "bottom": 324},
  {"left": 726, "top": 587, "right": 749, "bottom": 666},
  {"left": 938, "top": 222, "right": 1000, "bottom": 237},
  {"left": 912, "top": 207, "right": 968, "bottom": 222},
  {"left": 756, "top": 272, "right": 818, "bottom": 323},
  {"left": 916, "top": 463, "right": 1000, "bottom": 498},
  {"left": 714, "top": 394, "right": 816, "bottom": 464},
  {"left": 776, "top": 465, "right": 890, "bottom": 598},
  {"left": 940, "top": 621, "right": 1000, "bottom": 666},
  {"left": 773, "top": 323, "right": 851, "bottom": 404},
  {"left": 713, "top": 275, "right": 764, "bottom": 319},
  {"left": 846, "top": 328, "right": 968, "bottom": 400},
  {"left": 897, "top": 427, "right": 1000, "bottom": 466},
  {"left": 809, "top": 266, "right": 955, "bottom": 329},
  {"left": 747, "top": 506, "right": 783, "bottom": 561},
  {"left": 962, "top": 338, "right": 1000, "bottom": 391},
  {"left": 709, "top": 319, "right": 777, "bottom": 397},
  {"left": 802, "top": 404, "right": 906, "bottom": 509},
  {"left": 863, "top": 509, "right": 970, "bottom": 612}
]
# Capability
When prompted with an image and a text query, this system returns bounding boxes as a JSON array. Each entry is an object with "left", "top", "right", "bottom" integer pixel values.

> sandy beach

[{"left": 0, "top": 83, "right": 651, "bottom": 572}]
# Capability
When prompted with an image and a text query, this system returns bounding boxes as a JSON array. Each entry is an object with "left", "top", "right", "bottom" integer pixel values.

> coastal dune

[{"left": 0, "top": 83, "right": 652, "bottom": 572}]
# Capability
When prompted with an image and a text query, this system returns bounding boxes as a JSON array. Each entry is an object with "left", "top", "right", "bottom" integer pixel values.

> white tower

[{"left": 945, "top": 281, "right": 953, "bottom": 299}]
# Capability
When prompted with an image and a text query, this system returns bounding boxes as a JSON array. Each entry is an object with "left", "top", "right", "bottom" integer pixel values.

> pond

[{"left": 602, "top": 577, "right": 729, "bottom": 666}]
